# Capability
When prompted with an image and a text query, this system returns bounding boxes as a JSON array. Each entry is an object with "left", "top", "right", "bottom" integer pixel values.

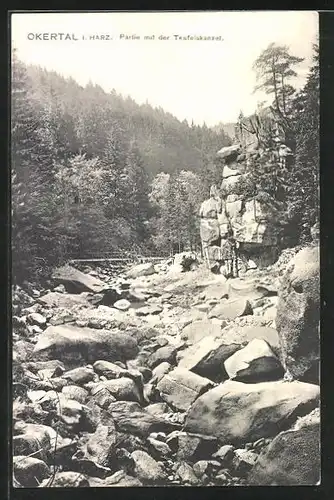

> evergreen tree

[
  {"left": 287, "top": 44, "right": 319, "bottom": 240},
  {"left": 11, "top": 51, "right": 59, "bottom": 282}
]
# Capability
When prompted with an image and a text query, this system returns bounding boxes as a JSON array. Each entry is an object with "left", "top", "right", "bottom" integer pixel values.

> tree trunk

[
  {"left": 281, "top": 73, "right": 287, "bottom": 116},
  {"left": 271, "top": 58, "right": 281, "bottom": 114}
]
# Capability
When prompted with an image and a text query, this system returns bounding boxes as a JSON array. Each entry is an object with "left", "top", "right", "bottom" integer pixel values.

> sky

[{"left": 11, "top": 11, "right": 318, "bottom": 127}]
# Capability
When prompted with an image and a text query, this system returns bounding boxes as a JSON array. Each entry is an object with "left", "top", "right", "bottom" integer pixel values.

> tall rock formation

[{"left": 199, "top": 133, "right": 293, "bottom": 273}]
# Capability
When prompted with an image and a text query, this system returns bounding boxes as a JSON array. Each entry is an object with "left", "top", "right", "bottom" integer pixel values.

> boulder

[
  {"left": 13, "top": 435, "right": 49, "bottom": 462},
  {"left": 49, "top": 309, "right": 76, "bottom": 326},
  {"left": 79, "top": 422, "right": 116, "bottom": 467},
  {"left": 93, "top": 378, "right": 142, "bottom": 403},
  {"left": 208, "top": 298, "right": 253, "bottom": 320},
  {"left": 146, "top": 402, "right": 171, "bottom": 417},
  {"left": 218, "top": 325, "right": 280, "bottom": 354},
  {"left": 201, "top": 283, "right": 229, "bottom": 301},
  {"left": 147, "top": 345, "right": 177, "bottom": 369},
  {"left": 176, "top": 462, "right": 201, "bottom": 485},
  {"left": 62, "top": 385, "right": 89, "bottom": 404},
  {"left": 38, "top": 393, "right": 84, "bottom": 426},
  {"left": 13, "top": 422, "right": 56, "bottom": 449},
  {"left": 131, "top": 450, "right": 167, "bottom": 484},
  {"left": 38, "top": 291, "right": 92, "bottom": 309},
  {"left": 212, "top": 444, "right": 235, "bottom": 464},
  {"left": 147, "top": 437, "right": 171, "bottom": 457},
  {"left": 167, "top": 432, "right": 218, "bottom": 461},
  {"left": 87, "top": 470, "right": 143, "bottom": 487},
  {"left": 185, "top": 380, "right": 319, "bottom": 444},
  {"left": 27, "top": 312, "right": 46, "bottom": 327},
  {"left": 135, "top": 304, "right": 163, "bottom": 316},
  {"left": 151, "top": 362, "right": 172, "bottom": 384},
  {"left": 232, "top": 448, "right": 258, "bottom": 475},
  {"left": 128, "top": 286, "right": 150, "bottom": 302},
  {"left": 178, "top": 336, "right": 240, "bottom": 381},
  {"left": 13, "top": 456, "right": 50, "bottom": 487},
  {"left": 217, "top": 144, "right": 241, "bottom": 160},
  {"left": 52, "top": 264, "right": 107, "bottom": 293},
  {"left": 249, "top": 421, "right": 320, "bottom": 485},
  {"left": 228, "top": 279, "right": 269, "bottom": 302},
  {"left": 90, "top": 387, "right": 116, "bottom": 409},
  {"left": 25, "top": 360, "right": 66, "bottom": 376},
  {"left": 126, "top": 262, "right": 156, "bottom": 279},
  {"left": 39, "top": 471, "right": 89, "bottom": 487},
  {"left": 181, "top": 320, "right": 222, "bottom": 344},
  {"left": 276, "top": 246, "right": 320, "bottom": 382},
  {"left": 62, "top": 366, "right": 95, "bottom": 385},
  {"left": 157, "top": 367, "right": 214, "bottom": 412},
  {"left": 107, "top": 401, "right": 179, "bottom": 437},
  {"left": 93, "top": 359, "right": 129, "bottom": 379},
  {"left": 224, "top": 338, "right": 284, "bottom": 382},
  {"left": 113, "top": 299, "right": 131, "bottom": 311},
  {"left": 33, "top": 325, "right": 138, "bottom": 364}
]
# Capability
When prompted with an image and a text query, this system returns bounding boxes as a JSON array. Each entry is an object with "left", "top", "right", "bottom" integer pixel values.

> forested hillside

[
  {"left": 11, "top": 53, "right": 232, "bottom": 283},
  {"left": 11, "top": 41, "right": 319, "bottom": 285}
]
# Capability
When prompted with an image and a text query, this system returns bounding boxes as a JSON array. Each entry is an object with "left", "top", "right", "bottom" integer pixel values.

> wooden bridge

[{"left": 68, "top": 252, "right": 171, "bottom": 268}]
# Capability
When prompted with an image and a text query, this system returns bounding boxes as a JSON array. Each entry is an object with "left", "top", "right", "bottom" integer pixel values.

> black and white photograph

[{"left": 11, "top": 10, "right": 320, "bottom": 488}]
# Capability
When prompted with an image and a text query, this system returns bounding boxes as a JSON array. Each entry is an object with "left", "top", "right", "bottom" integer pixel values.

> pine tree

[
  {"left": 286, "top": 44, "right": 319, "bottom": 240},
  {"left": 253, "top": 43, "right": 304, "bottom": 122}
]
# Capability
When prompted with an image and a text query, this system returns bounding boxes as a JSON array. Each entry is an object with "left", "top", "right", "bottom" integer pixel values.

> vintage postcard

[{"left": 10, "top": 11, "right": 320, "bottom": 488}]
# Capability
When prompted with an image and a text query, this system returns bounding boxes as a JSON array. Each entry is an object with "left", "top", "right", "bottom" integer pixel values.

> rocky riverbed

[{"left": 12, "top": 247, "right": 320, "bottom": 487}]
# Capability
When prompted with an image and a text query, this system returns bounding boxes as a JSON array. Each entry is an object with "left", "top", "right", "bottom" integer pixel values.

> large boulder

[
  {"left": 224, "top": 338, "right": 284, "bottom": 382},
  {"left": 107, "top": 401, "right": 179, "bottom": 437},
  {"left": 201, "top": 282, "right": 229, "bottom": 301},
  {"left": 184, "top": 380, "right": 319, "bottom": 444},
  {"left": 208, "top": 298, "right": 253, "bottom": 320},
  {"left": 33, "top": 325, "right": 138, "bottom": 364},
  {"left": 88, "top": 470, "right": 143, "bottom": 487},
  {"left": 131, "top": 450, "right": 167, "bottom": 484},
  {"left": 147, "top": 345, "right": 178, "bottom": 369},
  {"left": 126, "top": 262, "right": 156, "bottom": 279},
  {"left": 276, "top": 245, "right": 320, "bottom": 382},
  {"left": 178, "top": 336, "right": 240, "bottom": 381},
  {"left": 167, "top": 431, "right": 218, "bottom": 462},
  {"left": 13, "top": 456, "right": 50, "bottom": 487},
  {"left": 92, "top": 378, "right": 142, "bottom": 403},
  {"left": 52, "top": 265, "right": 107, "bottom": 293},
  {"left": 180, "top": 320, "right": 222, "bottom": 345},
  {"left": 249, "top": 417, "right": 320, "bottom": 485},
  {"left": 228, "top": 278, "right": 269, "bottom": 302},
  {"left": 157, "top": 368, "right": 214, "bottom": 412},
  {"left": 220, "top": 325, "right": 280, "bottom": 353},
  {"left": 39, "top": 471, "right": 89, "bottom": 487},
  {"left": 217, "top": 144, "right": 241, "bottom": 160},
  {"left": 38, "top": 291, "right": 92, "bottom": 309}
]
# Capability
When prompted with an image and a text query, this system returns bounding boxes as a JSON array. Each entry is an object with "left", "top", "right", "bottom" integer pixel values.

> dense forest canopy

[{"left": 11, "top": 41, "right": 319, "bottom": 284}]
